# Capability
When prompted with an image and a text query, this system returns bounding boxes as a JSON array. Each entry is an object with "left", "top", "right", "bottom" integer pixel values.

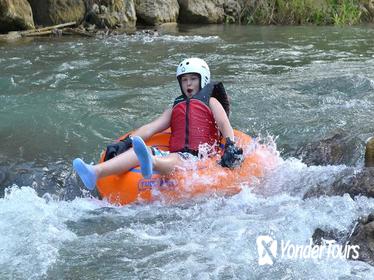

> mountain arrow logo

[{"left": 256, "top": 235, "right": 277, "bottom": 265}]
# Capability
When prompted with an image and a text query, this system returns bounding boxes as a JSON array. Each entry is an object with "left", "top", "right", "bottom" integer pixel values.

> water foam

[
  {"left": 103, "top": 33, "right": 221, "bottom": 45},
  {"left": 0, "top": 186, "right": 99, "bottom": 279},
  {"left": 3, "top": 167, "right": 374, "bottom": 279}
]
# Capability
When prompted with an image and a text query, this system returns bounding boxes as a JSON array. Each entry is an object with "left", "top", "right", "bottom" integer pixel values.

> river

[{"left": 1, "top": 24, "right": 374, "bottom": 279}]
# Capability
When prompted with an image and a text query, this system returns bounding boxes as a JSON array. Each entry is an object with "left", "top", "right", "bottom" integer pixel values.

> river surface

[{"left": 1, "top": 24, "right": 374, "bottom": 279}]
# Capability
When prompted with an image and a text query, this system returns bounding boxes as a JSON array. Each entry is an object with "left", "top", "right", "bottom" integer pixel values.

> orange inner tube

[{"left": 97, "top": 129, "right": 278, "bottom": 205}]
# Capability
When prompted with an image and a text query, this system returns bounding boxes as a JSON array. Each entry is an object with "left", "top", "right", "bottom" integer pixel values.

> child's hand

[
  {"left": 104, "top": 135, "right": 132, "bottom": 161},
  {"left": 219, "top": 138, "right": 244, "bottom": 168}
]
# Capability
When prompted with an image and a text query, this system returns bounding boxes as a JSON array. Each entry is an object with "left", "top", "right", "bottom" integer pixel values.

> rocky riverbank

[{"left": 1, "top": 0, "right": 374, "bottom": 36}]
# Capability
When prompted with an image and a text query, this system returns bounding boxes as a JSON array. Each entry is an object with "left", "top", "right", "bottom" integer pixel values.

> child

[{"left": 73, "top": 58, "right": 243, "bottom": 190}]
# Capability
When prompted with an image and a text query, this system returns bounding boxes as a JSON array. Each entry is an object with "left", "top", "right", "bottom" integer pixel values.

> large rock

[
  {"left": 312, "top": 225, "right": 370, "bottom": 264},
  {"left": 223, "top": 0, "right": 241, "bottom": 23},
  {"left": 177, "top": 0, "right": 225, "bottom": 23},
  {"left": 303, "top": 167, "right": 374, "bottom": 199},
  {"left": 0, "top": 0, "right": 34, "bottom": 33},
  {"left": 311, "top": 216, "right": 374, "bottom": 266},
  {"left": 347, "top": 214, "right": 374, "bottom": 265},
  {"left": 27, "top": 0, "right": 86, "bottom": 26},
  {"left": 302, "top": 136, "right": 374, "bottom": 200},
  {"left": 85, "top": 0, "right": 136, "bottom": 29},
  {"left": 293, "top": 133, "right": 361, "bottom": 166},
  {"left": 365, "top": 137, "right": 374, "bottom": 167},
  {"left": 135, "top": 0, "right": 179, "bottom": 26}
]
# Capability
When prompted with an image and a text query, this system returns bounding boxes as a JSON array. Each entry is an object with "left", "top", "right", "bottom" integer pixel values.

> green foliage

[
  {"left": 237, "top": 0, "right": 364, "bottom": 25},
  {"left": 328, "top": 0, "right": 362, "bottom": 25}
]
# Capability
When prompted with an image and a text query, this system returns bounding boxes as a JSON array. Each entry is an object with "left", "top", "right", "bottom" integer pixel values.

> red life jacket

[{"left": 169, "top": 82, "right": 230, "bottom": 154}]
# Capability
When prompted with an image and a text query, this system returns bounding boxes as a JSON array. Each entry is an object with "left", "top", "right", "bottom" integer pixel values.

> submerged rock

[
  {"left": 177, "top": 0, "right": 225, "bottom": 24},
  {"left": 135, "top": 0, "right": 179, "bottom": 26},
  {"left": 0, "top": 160, "right": 86, "bottom": 201},
  {"left": 303, "top": 167, "right": 374, "bottom": 199},
  {"left": 312, "top": 227, "right": 349, "bottom": 245},
  {"left": 0, "top": 0, "right": 35, "bottom": 33},
  {"left": 27, "top": 0, "right": 86, "bottom": 26}
]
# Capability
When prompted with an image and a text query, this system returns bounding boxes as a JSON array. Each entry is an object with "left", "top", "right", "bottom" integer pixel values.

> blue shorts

[{"left": 150, "top": 147, "right": 198, "bottom": 161}]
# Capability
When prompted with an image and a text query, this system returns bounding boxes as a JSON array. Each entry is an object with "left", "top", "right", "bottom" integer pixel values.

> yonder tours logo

[{"left": 256, "top": 235, "right": 360, "bottom": 265}]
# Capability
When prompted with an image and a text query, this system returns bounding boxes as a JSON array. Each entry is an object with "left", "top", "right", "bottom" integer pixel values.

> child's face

[{"left": 180, "top": 73, "right": 200, "bottom": 98}]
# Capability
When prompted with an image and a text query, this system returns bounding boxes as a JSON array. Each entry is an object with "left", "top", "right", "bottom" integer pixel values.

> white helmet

[{"left": 176, "top": 58, "right": 211, "bottom": 89}]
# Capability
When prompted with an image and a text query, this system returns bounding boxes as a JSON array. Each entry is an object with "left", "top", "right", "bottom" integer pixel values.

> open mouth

[{"left": 187, "top": 89, "right": 193, "bottom": 94}]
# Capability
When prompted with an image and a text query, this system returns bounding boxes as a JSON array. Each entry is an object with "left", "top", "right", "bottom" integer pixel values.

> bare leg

[
  {"left": 93, "top": 148, "right": 140, "bottom": 179},
  {"left": 73, "top": 147, "right": 146, "bottom": 190},
  {"left": 74, "top": 144, "right": 187, "bottom": 190},
  {"left": 153, "top": 153, "right": 185, "bottom": 175},
  {"left": 93, "top": 147, "right": 184, "bottom": 178}
]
